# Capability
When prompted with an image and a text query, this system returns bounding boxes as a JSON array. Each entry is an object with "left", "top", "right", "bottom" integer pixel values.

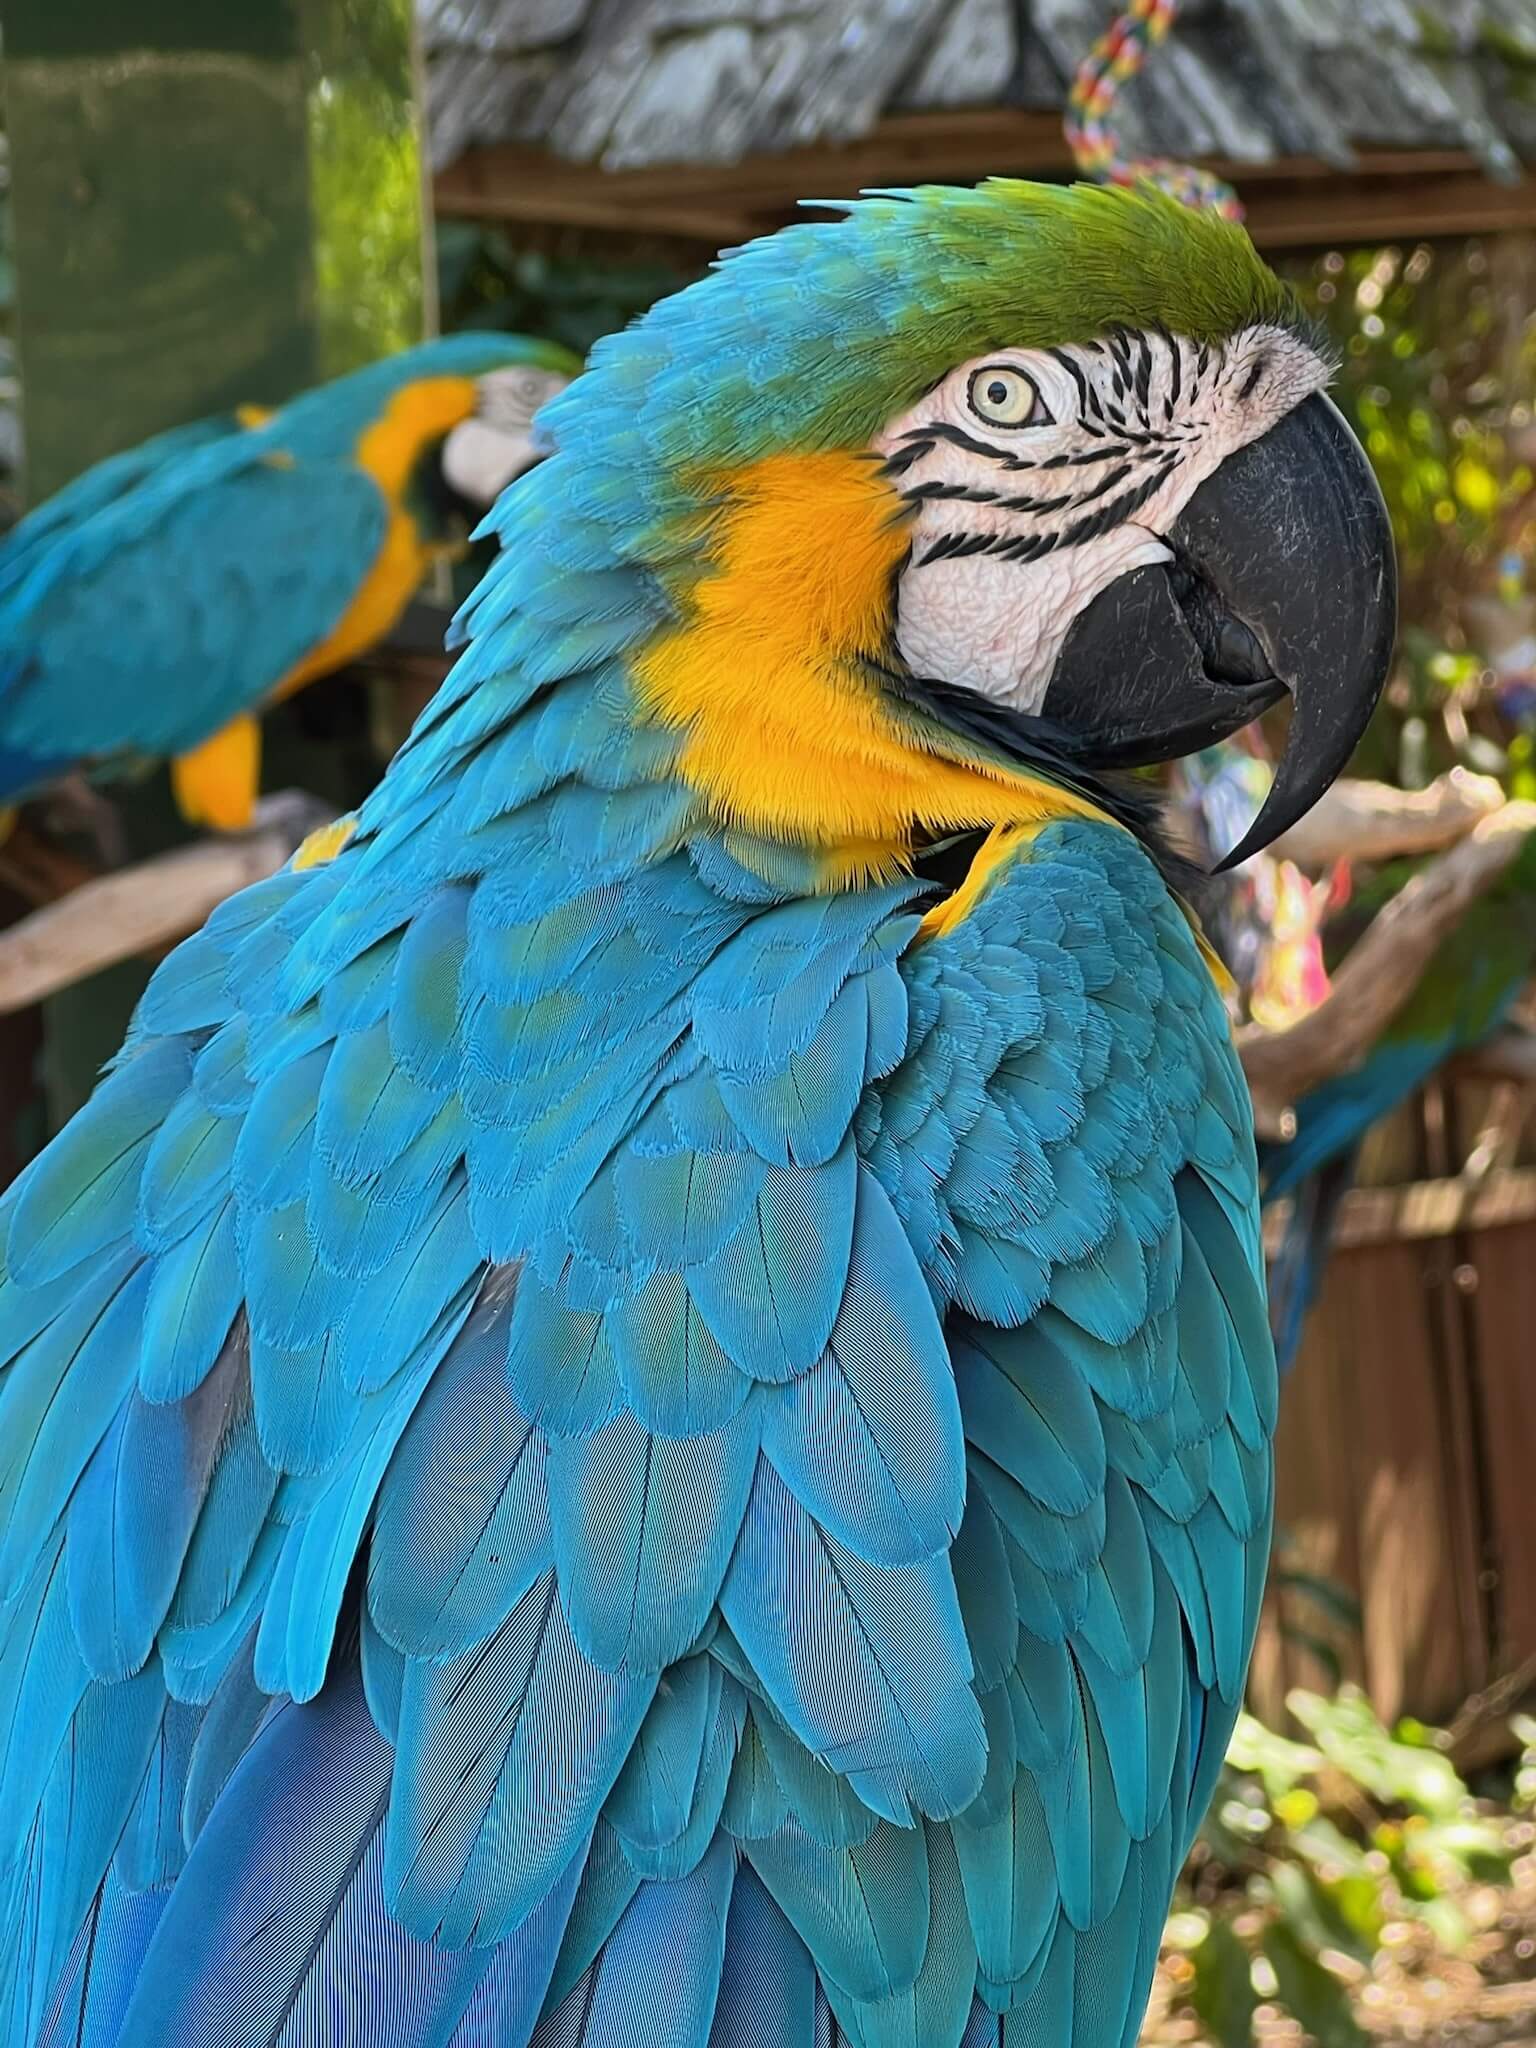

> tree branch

[
  {"left": 1238, "top": 801, "right": 1536, "bottom": 1138},
  {"left": 1265, "top": 768, "right": 1505, "bottom": 868},
  {"left": 0, "top": 792, "right": 334, "bottom": 1016}
]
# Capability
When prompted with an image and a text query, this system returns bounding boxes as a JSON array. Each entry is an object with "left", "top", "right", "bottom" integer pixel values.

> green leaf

[
  {"left": 1189, "top": 1917, "right": 1258, "bottom": 2048},
  {"left": 1288, "top": 1686, "right": 1466, "bottom": 1816},
  {"left": 1268, "top": 1862, "right": 1375, "bottom": 1968},
  {"left": 1260, "top": 1923, "right": 1366, "bottom": 2048}
]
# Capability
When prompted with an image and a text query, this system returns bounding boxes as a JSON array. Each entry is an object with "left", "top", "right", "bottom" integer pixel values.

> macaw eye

[{"left": 967, "top": 365, "right": 1051, "bottom": 430}]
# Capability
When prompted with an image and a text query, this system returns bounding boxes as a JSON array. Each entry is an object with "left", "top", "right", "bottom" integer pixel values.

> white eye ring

[{"left": 967, "top": 364, "right": 1050, "bottom": 430}]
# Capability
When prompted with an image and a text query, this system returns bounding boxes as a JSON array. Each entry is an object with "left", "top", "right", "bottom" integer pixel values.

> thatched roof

[{"left": 421, "top": 0, "right": 1536, "bottom": 179}]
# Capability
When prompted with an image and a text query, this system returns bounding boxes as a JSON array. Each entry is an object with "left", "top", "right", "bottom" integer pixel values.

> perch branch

[
  {"left": 1265, "top": 768, "right": 1505, "bottom": 867},
  {"left": 0, "top": 791, "right": 334, "bottom": 1015},
  {"left": 1237, "top": 801, "right": 1536, "bottom": 1138}
]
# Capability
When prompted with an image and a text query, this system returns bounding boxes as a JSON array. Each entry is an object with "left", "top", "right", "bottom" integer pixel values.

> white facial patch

[
  {"left": 871, "top": 324, "right": 1329, "bottom": 711},
  {"left": 442, "top": 365, "right": 573, "bottom": 506}
]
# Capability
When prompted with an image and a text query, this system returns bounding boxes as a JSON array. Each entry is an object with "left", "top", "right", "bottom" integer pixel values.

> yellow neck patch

[
  {"left": 630, "top": 452, "right": 1105, "bottom": 886},
  {"left": 355, "top": 375, "right": 480, "bottom": 499},
  {"left": 270, "top": 376, "right": 481, "bottom": 704}
]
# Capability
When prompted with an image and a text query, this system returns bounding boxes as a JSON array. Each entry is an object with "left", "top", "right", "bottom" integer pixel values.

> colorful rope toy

[{"left": 1065, "top": 0, "right": 1244, "bottom": 221}]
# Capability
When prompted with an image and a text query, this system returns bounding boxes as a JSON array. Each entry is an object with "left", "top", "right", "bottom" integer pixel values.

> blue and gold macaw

[
  {"left": 0, "top": 334, "right": 579, "bottom": 830},
  {"left": 1263, "top": 836, "right": 1536, "bottom": 1369},
  {"left": 0, "top": 184, "right": 1394, "bottom": 2048}
]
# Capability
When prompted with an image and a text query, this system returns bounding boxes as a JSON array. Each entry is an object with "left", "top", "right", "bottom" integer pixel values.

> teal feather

[
  {"left": 952, "top": 1324, "right": 1105, "bottom": 1517},
  {"left": 115, "top": 1697, "right": 200, "bottom": 1889},
  {"left": 0, "top": 1264, "right": 150, "bottom": 1602},
  {"left": 389, "top": 885, "right": 472, "bottom": 1093},
  {"left": 746, "top": 1817, "right": 928, "bottom": 2003},
  {"left": 180, "top": 1638, "right": 267, "bottom": 1842},
  {"left": 761, "top": 1170, "right": 963, "bottom": 1566},
  {"left": 721, "top": 1718, "right": 791, "bottom": 1842},
  {"left": 1074, "top": 1559, "right": 1184, "bottom": 1839},
  {"left": 953, "top": 1772, "right": 1055, "bottom": 1991},
  {"left": 368, "top": 1304, "right": 551, "bottom": 1661},
  {"left": 248, "top": 1325, "right": 360, "bottom": 1475},
  {"left": 8, "top": 1040, "right": 189, "bottom": 1287},
  {"left": 334, "top": 1175, "right": 482, "bottom": 1392},
  {"left": 360, "top": 1600, "right": 405, "bottom": 1740},
  {"left": 753, "top": 1706, "right": 880, "bottom": 1849},
  {"left": 506, "top": 1277, "right": 622, "bottom": 1439},
  {"left": 158, "top": 1520, "right": 280, "bottom": 1704},
  {"left": 166, "top": 1391, "right": 273, "bottom": 1637},
  {"left": 604, "top": 1656, "right": 716, "bottom": 1857},
  {"left": 136, "top": 1094, "right": 238, "bottom": 1251},
  {"left": 539, "top": 1824, "right": 641, "bottom": 2020},
  {"left": 1034, "top": 1673, "right": 1128, "bottom": 1931},
  {"left": 620, "top": 1673, "right": 742, "bottom": 1881},
  {"left": 828, "top": 1826, "right": 976, "bottom": 2048},
  {"left": 384, "top": 1572, "right": 655, "bottom": 1947},
  {"left": 688, "top": 1144, "right": 859, "bottom": 1382},
  {"left": 1076, "top": 1470, "right": 1155, "bottom": 1677},
  {"left": 547, "top": 1403, "right": 759, "bottom": 1671},
  {"left": 261, "top": 1321, "right": 455, "bottom": 1702},
  {"left": 709, "top": 1862, "right": 819, "bottom": 2048},
  {"left": 138, "top": 1200, "right": 241, "bottom": 1401},
  {"left": 721, "top": 1462, "right": 984, "bottom": 1825},
  {"left": 230, "top": 1045, "right": 328, "bottom": 1211},
  {"left": 3, "top": 1663, "right": 166, "bottom": 2048},
  {"left": 315, "top": 1020, "right": 444, "bottom": 1187},
  {"left": 66, "top": 1342, "right": 242, "bottom": 1681},
  {"left": 608, "top": 1270, "right": 753, "bottom": 1436},
  {"left": 949, "top": 1498, "right": 1019, "bottom": 1692}
]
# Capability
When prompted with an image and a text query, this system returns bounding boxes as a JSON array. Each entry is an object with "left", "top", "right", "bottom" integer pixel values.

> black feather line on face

[{"left": 871, "top": 654, "right": 1201, "bottom": 894}]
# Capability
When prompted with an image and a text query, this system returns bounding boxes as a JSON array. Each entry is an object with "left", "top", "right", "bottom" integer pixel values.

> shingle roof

[{"left": 420, "top": 0, "right": 1536, "bottom": 178}]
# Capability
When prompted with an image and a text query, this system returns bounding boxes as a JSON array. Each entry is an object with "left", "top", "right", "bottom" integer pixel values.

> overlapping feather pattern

[{"left": 0, "top": 187, "right": 1277, "bottom": 2048}]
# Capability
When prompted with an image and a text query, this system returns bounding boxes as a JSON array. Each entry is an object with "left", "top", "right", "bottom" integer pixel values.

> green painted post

[
  {"left": 3, "top": 0, "right": 428, "bottom": 503},
  {"left": 1, "top": 0, "right": 431, "bottom": 1133}
]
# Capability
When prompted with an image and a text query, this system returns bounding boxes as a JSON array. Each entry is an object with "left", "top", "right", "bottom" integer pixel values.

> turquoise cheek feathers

[{"left": 0, "top": 181, "right": 1393, "bottom": 2048}]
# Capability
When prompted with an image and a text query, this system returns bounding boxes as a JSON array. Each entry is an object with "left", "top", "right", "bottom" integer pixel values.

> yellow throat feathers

[
  {"left": 630, "top": 451, "right": 1105, "bottom": 888},
  {"left": 273, "top": 375, "right": 480, "bottom": 701}
]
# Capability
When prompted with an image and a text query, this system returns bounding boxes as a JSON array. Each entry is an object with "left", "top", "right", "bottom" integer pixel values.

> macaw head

[
  {"left": 515, "top": 182, "right": 1395, "bottom": 872},
  {"left": 436, "top": 339, "right": 581, "bottom": 506}
]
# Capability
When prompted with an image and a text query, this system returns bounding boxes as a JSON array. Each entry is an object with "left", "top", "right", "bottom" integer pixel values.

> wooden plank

[
  {"left": 434, "top": 123, "right": 1536, "bottom": 252},
  {"left": 1254, "top": 1246, "right": 1369, "bottom": 1725},
  {"left": 1263, "top": 1166, "right": 1536, "bottom": 1258},
  {"left": 1464, "top": 1222, "right": 1536, "bottom": 1677},
  {"left": 1339, "top": 1241, "right": 1484, "bottom": 1723}
]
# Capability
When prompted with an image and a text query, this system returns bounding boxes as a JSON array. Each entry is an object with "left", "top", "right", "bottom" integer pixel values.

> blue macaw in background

[
  {"left": 1262, "top": 838, "right": 1536, "bottom": 1371},
  {"left": 0, "top": 182, "right": 1394, "bottom": 2048},
  {"left": 0, "top": 333, "right": 579, "bottom": 830}
]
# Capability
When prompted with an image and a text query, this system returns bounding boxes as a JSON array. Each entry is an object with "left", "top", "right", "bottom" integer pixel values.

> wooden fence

[{"left": 1250, "top": 1097, "right": 1536, "bottom": 1744}]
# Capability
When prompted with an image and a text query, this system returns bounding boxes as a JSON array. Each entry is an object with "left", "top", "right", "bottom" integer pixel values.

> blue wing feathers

[{"left": 0, "top": 757, "right": 1272, "bottom": 2048}]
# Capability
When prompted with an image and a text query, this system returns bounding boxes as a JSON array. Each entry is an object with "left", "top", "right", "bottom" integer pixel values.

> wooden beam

[
  {"left": 0, "top": 792, "right": 334, "bottom": 1015},
  {"left": 434, "top": 118, "right": 1535, "bottom": 252},
  {"left": 1263, "top": 1166, "right": 1536, "bottom": 1257}
]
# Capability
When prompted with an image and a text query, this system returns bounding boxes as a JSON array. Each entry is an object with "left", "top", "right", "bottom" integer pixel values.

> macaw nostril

[
  {"left": 1212, "top": 617, "right": 1274, "bottom": 688},
  {"left": 1168, "top": 560, "right": 1275, "bottom": 690}
]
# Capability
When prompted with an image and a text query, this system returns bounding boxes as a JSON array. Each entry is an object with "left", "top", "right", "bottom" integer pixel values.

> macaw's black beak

[{"left": 1038, "top": 393, "right": 1397, "bottom": 870}]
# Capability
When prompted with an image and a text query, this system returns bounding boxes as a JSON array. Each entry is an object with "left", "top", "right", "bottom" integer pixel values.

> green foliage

[
  {"left": 437, "top": 225, "right": 691, "bottom": 360},
  {"left": 305, "top": 0, "right": 427, "bottom": 373},
  {"left": 1280, "top": 236, "right": 1536, "bottom": 793},
  {"left": 1157, "top": 1689, "right": 1527, "bottom": 2046}
]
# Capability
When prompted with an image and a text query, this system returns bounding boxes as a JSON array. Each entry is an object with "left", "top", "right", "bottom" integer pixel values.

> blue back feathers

[{"left": 0, "top": 192, "right": 1276, "bottom": 2048}]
